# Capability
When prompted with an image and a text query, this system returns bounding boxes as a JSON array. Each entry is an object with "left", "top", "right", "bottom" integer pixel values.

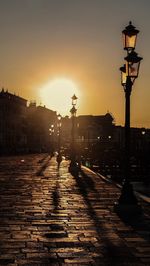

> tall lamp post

[
  {"left": 69, "top": 94, "right": 78, "bottom": 171},
  {"left": 57, "top": 114, "right": 62, "bottom": 155},
  {"left": 114, "top": 22, "right": 143, "bottom": 216},
  {"left": 56, "top": 113, "right": 62, "bottom": 167},
  {"left": 49, "top": 124, "right": 54, "bottom": 154}
]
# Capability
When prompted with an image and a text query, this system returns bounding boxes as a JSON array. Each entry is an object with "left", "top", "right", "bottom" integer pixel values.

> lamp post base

[
  {"left": 114, "top": 202, "right": 142, "bottom": 218},
  {"left": 69, "top": 160, "right": 79, "bottom": 176},
  {"left": 114, "top": 181, "right": 142, "bottom": 218}
]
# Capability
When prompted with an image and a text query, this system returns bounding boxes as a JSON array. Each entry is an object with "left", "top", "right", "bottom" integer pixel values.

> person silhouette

[{"left": 56, "top": 154, "right": 62, "bottom": 168}]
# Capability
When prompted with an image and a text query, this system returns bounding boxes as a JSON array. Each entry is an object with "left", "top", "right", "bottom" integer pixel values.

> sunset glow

[
  {"left": 0, "top": 1, "right": 150, "bottom": 127},
  {"left": 39, "top": 78, "right": 80, "bottom": 115}
]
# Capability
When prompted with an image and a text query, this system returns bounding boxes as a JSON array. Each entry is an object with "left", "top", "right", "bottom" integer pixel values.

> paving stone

[{"left": 0, "top": 154, "right": 149, "bottom": 265}]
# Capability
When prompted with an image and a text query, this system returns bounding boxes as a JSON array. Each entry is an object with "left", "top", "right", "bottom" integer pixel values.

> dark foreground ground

[{"left": 0, "top": 154, "right": 149, "bottom": 266}]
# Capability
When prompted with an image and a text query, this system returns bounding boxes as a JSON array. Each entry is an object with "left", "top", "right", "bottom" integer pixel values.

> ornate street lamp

[
  {"left": 72, "top": 94, "right": 78, "bottom": 106},
  {"left": 57, "top": 114, "right": 62, "bottom": 154},
  {"left": 49, "top": 124, "right": 55, "bottom": 154},
  {"left": 69, "top": 94, "right": 78, "bottom": 172},
  {"left": 56, "top": 114, "right": 62, "bottom": 167},
  {"left": 114, "top": 22, "right": 143, "bottom": 217},
  {"left": 120, "top": 64, "right": 127, "bottom": 86},
  {"left": 122, "top": 21, "right": 139, "bottom": 51},
  {"left": 125, "top": 51, "right": 142, "bottom": 83}
]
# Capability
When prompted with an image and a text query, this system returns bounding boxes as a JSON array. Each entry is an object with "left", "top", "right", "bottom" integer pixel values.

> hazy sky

[{"left": 0, "top": 0, "right": 150, "bottom": 127}]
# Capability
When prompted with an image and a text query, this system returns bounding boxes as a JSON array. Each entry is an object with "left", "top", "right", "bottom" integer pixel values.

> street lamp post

[
  {"left": 49, "top": 124, "right": 55, "bottom": 155},
  {"left": 69, "top": 94, "right": 78, "bottom": 172},
  {"left": 114, "top": 22, "right": 143, "bottom": 217},
  {"left": 57, "top": 114, "right": 62, "bottom": 155},
  {"left": 56, "top": 114, "right": 62, "bottom": 168}
]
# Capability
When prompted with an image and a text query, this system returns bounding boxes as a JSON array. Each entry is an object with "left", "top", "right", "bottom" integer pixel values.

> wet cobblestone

[{"left": 0, "top": 154, "right": 149, "bottom": 265}]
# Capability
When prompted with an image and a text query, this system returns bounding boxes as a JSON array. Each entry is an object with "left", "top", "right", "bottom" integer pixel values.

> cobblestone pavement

[{"left": 0, "top": 154, "right": 150, "bottom": 266}]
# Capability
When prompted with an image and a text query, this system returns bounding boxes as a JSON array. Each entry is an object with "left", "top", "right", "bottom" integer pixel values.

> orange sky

[{"left": 0, "top": 1, "right": 149, "bottom": 128}]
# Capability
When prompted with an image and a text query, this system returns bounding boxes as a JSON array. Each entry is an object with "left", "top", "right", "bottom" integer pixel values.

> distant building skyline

[
  {"left": 1, "top": 88, "right": 149, "bottom": 130},
  {"left": 0, "top": 89, "right": 149, "bottom": 158}
]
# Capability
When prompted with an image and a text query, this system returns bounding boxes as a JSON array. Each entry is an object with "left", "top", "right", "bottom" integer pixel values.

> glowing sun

[{"left": 39, "top": 78, "right": 80, "bottom": 115}]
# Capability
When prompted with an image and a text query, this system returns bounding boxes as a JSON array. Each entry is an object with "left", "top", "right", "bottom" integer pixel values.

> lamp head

[
  {"left": 122, "top": 21, "right": 139, "bottom": 51},
  {"left": 120, "top": 64, "right": 127, "bottom": 86},
  {"left": 125, "top": 51, "right": 143, "bottom": 81},
  {"left": 71, "top": 94, "right": 78, "bottom": 106}
]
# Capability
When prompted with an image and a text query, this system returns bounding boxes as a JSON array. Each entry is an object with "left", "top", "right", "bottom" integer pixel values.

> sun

[{"left": 39, "top": 78, "right": 80, "bottom": 115}]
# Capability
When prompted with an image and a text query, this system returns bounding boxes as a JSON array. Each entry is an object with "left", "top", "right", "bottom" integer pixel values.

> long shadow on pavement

[{"left": 73, "top": 169, "right": 141, "bottom": 265}]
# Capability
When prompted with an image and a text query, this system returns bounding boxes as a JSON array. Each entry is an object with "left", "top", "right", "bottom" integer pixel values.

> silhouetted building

[
  {"left": 76, "top": 113, "right": 114, "bottom": 144},
  {"left": 26, "top": 102, "right": 57, "bottom": 153},
  {"left": 0, "top": 89, "right": 27, "bottom": 154},
  {"left": 113, "top": 126, "right": 150, "bottom": 152},
  {"left": 58, "top": 113, "right": 114, "bottom": 155},
  {"left": 60, "top": 116, "right": 72, "bottom": 154},
  {"left": 0, "top": 90, "right": 57, "bottom": 154}
]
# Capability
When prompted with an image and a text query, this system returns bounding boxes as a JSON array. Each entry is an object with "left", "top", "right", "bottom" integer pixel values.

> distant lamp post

[
  {"left": 72, "top": 94, "right": 78, "bottom": 106},
  {"left": 49, "top": 124, "right": 55, "bottom": 154},
  {"left": 57, "top": 114, "right": 62, "bottom": 155},
  {"left": 69, "top": 94, "right": 78, "bottom": 172},
  {"left": 56, "top": 114, "right": 62, "bottom": 167},
  {"left": 114, "top": 22, "right": 143, "bottom": 217},
  {"left": 141, "top": 129, "right": 146, "bottom": 152}
]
